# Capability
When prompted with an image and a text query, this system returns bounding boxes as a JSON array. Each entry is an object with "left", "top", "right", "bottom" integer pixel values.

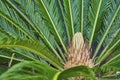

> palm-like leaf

[
  {"left": 58, "top": 66, "right": 95, "bottom": 80},
  {"left": 0, "top": 0, "right": 120, "bottom": 80},
  {"left": 0, "top": 37, "right": 63, "bottom": 70},
  {"left": 0, "top": 61, "right": 60, "bottom": 80}
]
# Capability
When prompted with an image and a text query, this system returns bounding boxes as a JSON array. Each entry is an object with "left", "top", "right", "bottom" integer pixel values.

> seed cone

[{"left": 64, "top": 32, "right": 94, "bottom": 80}]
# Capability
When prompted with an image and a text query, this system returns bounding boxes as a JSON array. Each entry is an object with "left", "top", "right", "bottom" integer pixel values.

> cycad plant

[{"left": 0, "top": 0, "right": 120, "bottom": 80}]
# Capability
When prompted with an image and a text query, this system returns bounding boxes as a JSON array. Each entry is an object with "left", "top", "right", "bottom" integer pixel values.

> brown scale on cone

[{"left": 64, "top": 32, "right": 94, "bottom": 80}]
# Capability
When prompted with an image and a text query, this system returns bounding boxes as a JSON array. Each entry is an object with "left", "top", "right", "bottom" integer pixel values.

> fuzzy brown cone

[{"left": 64, "top": 32, "right": 94, "bottom": 80}]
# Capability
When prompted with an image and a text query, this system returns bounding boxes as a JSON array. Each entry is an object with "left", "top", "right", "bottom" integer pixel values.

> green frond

[
  {"left": 70, "top": 0, "right": 83, "bottom": 33},
  {"left": 88, "top": 0, "right": 114, "bottom": 44},
  {"left": 100, "top": 54, "right": 120, "bottom": 74},
  {"left": 89, "top": 0, "right": 103, "bottom": 47},
  {"left": 61, "top": 0, "right": 74, "bottom": 39},
  {"left": 93, "top": 1, "right": 120, "bottom": 58},
  {"left": 104, "top": 52, "right": 120, "bottom": 66},
  {"left": 0, "top": 0, "right": 64, "bottom": 63},
  {"left": 101, "top": 73, "right": 120, "bottom": 80},
  {"left": 0, "top": 38, "right": 63, "bottom": 70},
  {"left": 57, "top": 66, "right": 96, "bottom": 80},
  {"left": 0, "top": 29, "right": 44, "bottom": 62},
  {"left": 0, "top": 11, "right": 33, "bottom": 39},
  {"left": 99, "top": 40, "right": 120, "bottom": 63},
  {"left": 0, "top": 61, "right": 59, "bottom": 80},
  {"left": 0, "top": 29, "right": 13, "bottom": 39},
  {"left": 0, "top": 51, "right": 24, "bottom": 62},
  {"left": 97, "top": 29, "right": 120, "bottom": 63},
  {"left": 57, "top": 0, "right": 70, "bottom": 42},
  {"left": 36, "top": 0, "right": 67, "bottom": 53},
  {"left": 96, "top": 49, "right": 120, "bottom": 78},
  {"left": 0, "top": 0, "right": 120, "bottom": 79},
  {"left": 96, "top": 1, "right": 120, "bottom": 62}
]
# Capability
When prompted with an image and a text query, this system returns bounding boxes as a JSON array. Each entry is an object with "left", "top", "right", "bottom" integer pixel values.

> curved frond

[
  {"left": 57, "top": 66, "right": 96, "bottom": 80},
  {"left": 0, "top": 0, "right": 64, "bottom": 63},
  {"left": 0, "top": 38, "right": 63, "bottom": 70},
  {"left": 0, "top": 61, "right": 59, "bottom": 80}
]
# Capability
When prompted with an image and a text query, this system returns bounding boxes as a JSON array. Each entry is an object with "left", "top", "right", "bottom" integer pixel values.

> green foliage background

[{"left": 0, "top": 0, "right": 120, "bottom": 80}]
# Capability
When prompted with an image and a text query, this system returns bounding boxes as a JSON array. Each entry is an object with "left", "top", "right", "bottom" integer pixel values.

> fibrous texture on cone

[{"left": 64, "top": 32, "right": 94, "bottom": 80}]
